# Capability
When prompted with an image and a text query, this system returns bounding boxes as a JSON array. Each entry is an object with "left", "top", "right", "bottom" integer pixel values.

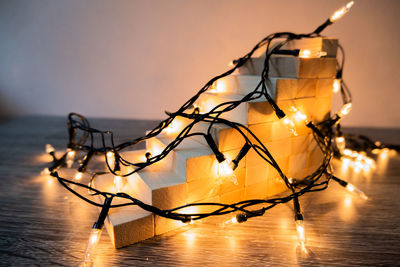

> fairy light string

[{"left": 41, "top": 1, "right": 399, "bottom": 261}]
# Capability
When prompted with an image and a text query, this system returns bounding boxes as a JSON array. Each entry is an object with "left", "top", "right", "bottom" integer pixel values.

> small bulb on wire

[
  {"left": 217, "top": 160, "right": 237, "bottom": 185},
  {"left": 84, "top": 197, "right": 112, "bottom": 266},
  {"left": 113, "top": 176, "right": 124, "bottom": 192},
  {"left": 298, "top": 49, "right": 327, "bottom": 58},
  {"left": 283, "top": 116, "right": 298, "bottom": 136},
  {"left": 41, "top": 168, "right": 51, "bottom": 175},
  {"left": 335, "top": 136, "right": 346, "bottom": 152},
  {"left": 209, "top": 80, "right": 226, "bottom": 93},
  {"left": 333, "top": 79, "right": 341, "bottom": 93},
  {"left": 337, "top": 103, "right": 352, "bottom": 117},
  {"left": 45, "top": 144, "right": 55, "bottom": 154},
  {"left": 106, "top": 151, "right": 115, "bottom": 169},
  {"left": 66, "top": 149, "right": 76, "bottom": 168},
  {"left": 75, "top": 171, "right": 83, "bottom": 181},
  {"left": 163, "top": 118, "right": 183, "bottom": 135},
  {"left": 330, "top": 1, "right": 354, "bottom": 22},
  {"left": 345, "top": 183, "right": 368, "bottom": 200}
]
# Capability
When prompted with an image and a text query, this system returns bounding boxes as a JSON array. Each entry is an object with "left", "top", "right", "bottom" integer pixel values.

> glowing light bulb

[
  {"left": 345, "top": 183, "right": 368, "bottom": 200},
  {"left": 336, "top": 136, "right": 346, "bottom": 152},
  {"left": 105, "top": 151, "right": 116, "bottom": 171},
  {"left": 45, "top": 144, "right": 55, "bottom": 154},
  {"left": 66, "top": 149, "right": 76, "bottom": 168},
  {"left": 41, "top": 168, "right": 51, "bottom": 175},
  {"left": 338, "top": 103, "right": 352, "bottom": 117},
  {"left": 75, "top": 172, "right": 83, "bottom": 181},
  {"left": 330, "top": 1, "right": 354, "bottom": 22},
  {"left": 295, "top": 219, "right": 307, "bottom": 253},
  {"left": 113, "top": 176, "right": 124, "bottom": 192},
  {"left": 209, "top": 80, "right": 226, "bottom": 93},
  {"left": 217, "top": 160, "right": 237, "bottom": 185},
  {"left": 333, "top": 79, "right": 341, "bottom": 93},
  {"left": 84, "top": 228, "right": 102, "bottom": 266},
  {"left": 163, "top": 118, "right": 183, "bottom": 135},
  {"left": 282, "top": 116, "right": 298, "bottom": 136},
  {"left": 298, "top": 49, "right": 327, "bottom": 58},
  {"left": 223, "top": 216, "right": 238, "bottom": 227}
]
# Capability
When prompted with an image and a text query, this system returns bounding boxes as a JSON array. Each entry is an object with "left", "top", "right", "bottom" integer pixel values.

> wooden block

[
  {"left": 318, "top": 58, "right": 337, "bottom": 78},
  {"left": 217, "top": 126, "right": 246, "bottom": 152},
  {"left": 92, "top": 173, "right": 154, "bottom": 248},
  {"left": 248, "top": 102, "right": 277, "bottom": 125},
  {"left": 220, "top": 188, "right": 245, "bottom": 204},
  {"left": 246, "top": 162, "right": 270, "bottom": 186},
  {"left": 152, "top": 183, "right": 187, "bottom": 210},
  {"left": 210, "top": 74, "right": 275, "bottom": 97},
  {"left": 247, "top": 122, "right": 273, "bottom": 144},
  {"left": 220, "top": 167, "right": 246, "bottom": 194},
  {"left": 316, "top": 78, "right": 334, "bottom": 98},
  {"left": 253, "top": 37, "right": 338, "bottom": 58},
  {"left": 108, "top": 208, "right": 154, "bottom": 248},
  {"left": 154, "top": 215, "right": 186, "bottom": 236},
  {"left": 307, "top": 144, "right": 324, "bottom": 168},
  {"left": 238, "top": 57, "right": 337, "bottom": 79},
  {"left": 244, "top": 179, "right": 268, "bottom": 199},
  {"left": 290, "top": 134, "right": 312, "bottom": 155},
  {"left": 186, "top": 172, "right": 220, "bottom": 203},
  {"left": 287, "top": 153, "right": 308, "bottom": 178},
  {"left": 312, "top": 97, "right": 332, "bottom": 122},
  {"left": 295, "top": 79, "right": 317, "bottom": 99}
]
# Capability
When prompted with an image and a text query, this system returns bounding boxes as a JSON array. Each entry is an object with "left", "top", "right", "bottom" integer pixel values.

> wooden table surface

[{"left": 0, "top": 116, "right": 399, "bottom": 266}]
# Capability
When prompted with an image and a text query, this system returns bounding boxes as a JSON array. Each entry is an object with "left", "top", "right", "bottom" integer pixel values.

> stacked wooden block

[{"left": 93, "top": 37, "right": 338, "bottom": 248}]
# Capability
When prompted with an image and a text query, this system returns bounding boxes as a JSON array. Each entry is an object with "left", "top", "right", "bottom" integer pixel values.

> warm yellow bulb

[
  {"left": 41, "top": 168, "right": 51, "bottom": 175},
  {"left": 163, "top": 118, "right": 183, "bottom": 135},
  {"left": 345, "top": 183, "right": 368, "bottom": 200},
  {"left": 336, "top": 136, "right": 346, "bottom": 151},
  {"left": 66, "top": 149, "right": 76, "bottom": 168},
  {"left": 282, "top": 116, "right": 298, "bottom": 136},
  {"left": 84, "top": 228, "right": 102, "bottom": 265},
  {"left": 45, "top": 144, "right": 55, "bottom": 154},
  {"left": 333, "top": 79, "right": 341, "bottom": 93},
  {"left": 75, "top": 172, "right": 83, "bottom": 181},
  {"left": 106, "top": 151, "right": 115, "bottom": 170},
  {"left": 330, "top": 1, "right": 355, "bottom": 22},
  {"left": 217, "top": 160, "right": 237, "bottom": 185},
  {"left": 209, "top": 80, "right": 226, "bottom": 93},
  {"left": 338, "top": 103, "right": 352, "bottom": 117},
  {"left": 113, "top": 176, "right": 124, "bottom": 192},
  {"left": 223, "top": 216, "right": 238, "bottom": 227},
  {"left": 298, "top": 49, "right": 327, "bottom": 58}
]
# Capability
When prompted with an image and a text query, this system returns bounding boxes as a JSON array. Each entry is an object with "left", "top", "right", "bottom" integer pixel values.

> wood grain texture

[{"left": 0, "top": 116, "right": 399, "bottom": 266}]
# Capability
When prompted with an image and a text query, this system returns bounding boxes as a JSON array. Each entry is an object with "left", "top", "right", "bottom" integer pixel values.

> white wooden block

[
  {"left": 253, "top": 37, "right": 338, "bottom": 58},
  {"left": 238, "top": 56, "right": 337, "bottom": 79},
  {"left": 92, "top": 172, "right": 154, "bottom": 248}
]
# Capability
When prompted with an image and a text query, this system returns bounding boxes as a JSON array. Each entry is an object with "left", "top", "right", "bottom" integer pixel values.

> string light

[
  {"left": 163, "top": 118, "right": 184, "bottom": 135},
  {"left": 209, "top": 80, "right": 226, "bottom": 93},
  {"left": 113, "top": 176, "right": 124, "bottom": 192},
  {"left": 40, "top": 2, "right": 400, "bottom": 257},
  {"left": 332, "top": 175, "right": 368, "bottom": 200},
  {"left": 84, "top": 197, "right": 112, "bottom": 265},
  {"left": 282, "top": 116, "right": 298, "bottom": 136},
  {"left": 298, "top": 49, "right": 327, "bottom": 58},
  {"left": 330, "top": 1, "right": 355, "bottom": 23},
  {"left": 66, "top": 148, "right": 76, "bottom": 168},
  {"left": 293, "top": 197, "right": 307, "bottom": 253},
  {"left": 337, "top": 103, "right": 352, "bottom": 117},
  {"left": 333, "top": 79, "right": 341, "bottom": 93},
  {"left": 45, "top": 144, "right": 55, "bottom": 154}
]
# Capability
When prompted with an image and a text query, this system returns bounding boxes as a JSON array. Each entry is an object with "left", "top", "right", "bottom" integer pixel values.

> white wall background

[{"left": 0, "top": 0, "right": 399, "bottom": 128}]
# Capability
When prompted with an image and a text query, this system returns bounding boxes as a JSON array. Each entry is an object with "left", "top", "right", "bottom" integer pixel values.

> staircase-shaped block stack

[{"left": 93, "top": 37, "right": 338, "bottom": 248}]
